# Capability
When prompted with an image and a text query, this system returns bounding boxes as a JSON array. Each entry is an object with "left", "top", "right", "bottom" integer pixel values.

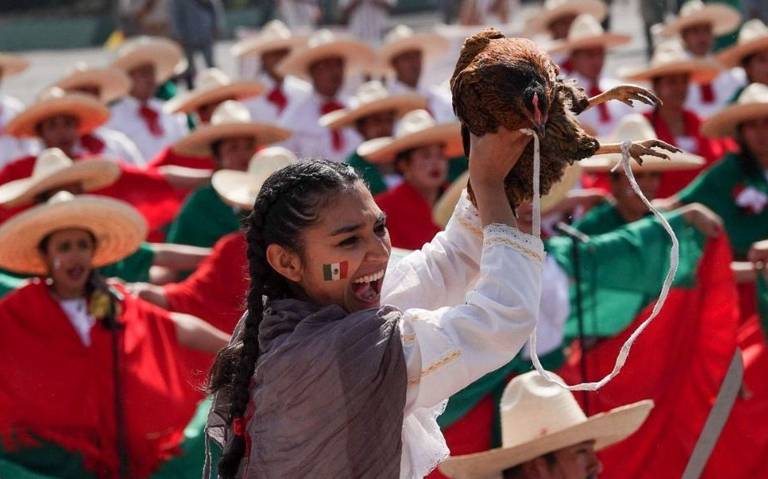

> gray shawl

[{"left": 206, "top": 299, "right": 407, "bottom": 478}]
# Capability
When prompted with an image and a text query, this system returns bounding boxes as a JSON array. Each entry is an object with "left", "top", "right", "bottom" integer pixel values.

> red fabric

[
  {"left": 0, "top": 281, "right": 198, "bottom": 478},
  {"left": 560, "top": 58, "right": 574, "bottom": 75},
  {"left": 589, "top": 84, "right": 611, "bottom": 124},
  {"left": 79, "top": 133, "right": 106, "bottom": 155},
  {"left": 699, "top": 83, "right": 716, "bottom": 104},
  {"left": 320, "top": 100, "right": 345, "bottom": 152},
  {"left": 266, "top": 85, "right": 288, "bottom": 113},
  {"left": 557, "top": 235, "right": 739, "bottom": 478},
  {"left": 375, "top": 182, "right": 442, "bottom": 250},
  {"left": 146, "top": 146, "right": 215, "bottom": 171},
  {"left": 138, "top": 104, "right": 164, "bottom": 137}
]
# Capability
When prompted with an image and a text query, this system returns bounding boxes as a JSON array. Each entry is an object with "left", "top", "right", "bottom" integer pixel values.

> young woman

[{"left": 205, "top": 125, "right": 543, "bottom": 478}]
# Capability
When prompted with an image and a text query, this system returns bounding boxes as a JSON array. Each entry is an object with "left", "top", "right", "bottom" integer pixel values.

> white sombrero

[
  {"left": 548, "top": 14, "right": 630, "bottom": 55},
  {"left": 0, "top": 52, "right": 30, "bottom": 77},
  {"left": 526, "top": 0, "right": 608, "bottom": 36},
  {"left": 231, "top": 20, "right": 308, "bottom": 58},
  {"left": 439, "top": 371, "right": 653, "bottom": 479},
  {"left": 212, "top": 146, "right": 297, "bottom": 209},
  {"left": 172, "top": 100, "right": 292, "bottom": 157},
  {"left": 111, "top": 36, "right": 187, "bottom": 83},
  {"left": 718, "top": 19, "right": 768, "bottom": 68},
  {"left": 51, "top": 63, "right": 131, "bottom": 104},
  {"left": 701, "top": 82, "right": 768, "bottom": 138},
  {"left": 658, "top": 0, "right": 741, "bottom": 38},
  {"left": 0, "top": 191, "right": 147, "bottom": 275},
  {"left": 621, "top": 40, "right": 721, "bottom": 84},
  {"left": 378, "top": 25, "right": 450, "bottom": 65},
  {"left": 319, "top": 80, "right": 427, "bottom": 129},
  {"left": 5, "top": 87, "right": 110, "bottom": 138},
  {"left": 277, "top": 29, "right": 375, "bottom": 80},
  {"left": 357, "top": 109, "right": 462, "bottom": 164},
  {"left": 581, "top": 114, "right": 705, "bottom": 172},
  {"left": 164, "top": 68, "right": 264, "bottom": 114},
  {"left": 0, "top": 148, "right": 120, "bottom": 207}
]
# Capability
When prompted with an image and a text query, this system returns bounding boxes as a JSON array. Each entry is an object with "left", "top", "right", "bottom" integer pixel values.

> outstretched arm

[{"left": 587, "top": 85, "right": 660, "bottom": 110}]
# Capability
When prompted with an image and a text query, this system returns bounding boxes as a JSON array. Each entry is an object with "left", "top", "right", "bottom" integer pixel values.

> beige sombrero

[
  {"left": 701, "top": 82, "right": 768, "bottom": 138},
  {"left": 164, "top": 68, "right": 264, "bottom": 114},
  {"left": 5, "top": 87, "right": 110, "bottom": 138},
  {"left": 51, "top": 63, "right": 131, "bottom": 104},
  {"left": 718, "top": 19, "right": 768, "bottom": 68},
  {"left": 277, "top": 29, "right": 375, "bottom": 80},
  {"left": 581, "top": 114, "right": 705, "bottom": 172},
  {"left": 173, "top": 100, "right": 292, "bottom": 157},
  {"left": 212, "top": 146, "right": 297, "bottom": 209},
  {"left": 621, "top": 40, "right": 721, "bottom": 84},
  {"left": 548, "top": 14, "right": 630, "bottom": 55},
  {"left": 526, "top": 0, "right": 608, "bottom": 36},
  {"left": 111, "top": 36, "right": 187, "bottom": 84},
  {"left": 439, "top": 371, "right": 653, "bottom": 479},
  {"left": 0, "top": 148, "right": 120, "bottom": 207},
  {"left": 0, "top": 191, "right": 147, "bottom": 275},
  {"left": 357, "top": 109, "right": 462, "bottom": 164},
  {"left": 319, "top": 80, "right": 427, "bottom": 129},
  {"left": 231, "top": 20, "right": 308, "bottom": 58},
  {"left": 379, "top": 25, "right": 450, "bottom": 65},
  {"left": 658, "top": 0, "right": 741, "bottom": 38},
  {"left": 0, "top": 53, "right": 30, "bottom": 77}
]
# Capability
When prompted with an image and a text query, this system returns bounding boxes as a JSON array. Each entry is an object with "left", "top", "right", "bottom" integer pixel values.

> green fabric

[
  {"left": 447, "top": 156, "right": 468, "bottom": 183},
  {"left": 0, "top": 458, "right": 62, "bottom": 479},
  {"left": 0, "top": 272, "right": 23, "bottom": 298},
  {"left": 0, "top": 439, "right": 94, "bottom": 479},
  {"left": 151, "top": 398, "right": 213, "bottom": 479},
  {"left": 728, "top": 85, "right": 746, "bottom": 104},
  {"left": 347, "top": 152, "right": 388, "bottom": 196},
  {"left": 758, "top": 273, "right": 768, "bottom": 333},
  {"left": 711, "top": 0, "right": 742, "bottom": 51},
  {"left": 548, "top": 212, "right": 706, "bottom": 339},
  {"left": 155, "top": 81, "right": 178, "bottom": 101},
  {"left": 99, "top": 243, "right": 156, "bottom": 283},
  {"left": 678, "top": 153, "right": 768, "bottom": 259},
  {"left": 166, "top": 185, "right": 242, "bottom": 248},
  {"left": 572, "top": 200, "right": 627, "bottom": 236}
]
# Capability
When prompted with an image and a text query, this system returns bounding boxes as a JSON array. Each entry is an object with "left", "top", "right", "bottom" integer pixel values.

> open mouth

[
  {"left": 350, "top": 269, "right": 385, "bottom": 306},
  {"left": 66, "top": 265, "right": 86, "bottom": 281}
]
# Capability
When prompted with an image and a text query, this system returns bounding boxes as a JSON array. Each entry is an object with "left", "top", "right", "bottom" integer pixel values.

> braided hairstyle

[{"left": 208, "top": 159, "right": 361, "bottom": 478}]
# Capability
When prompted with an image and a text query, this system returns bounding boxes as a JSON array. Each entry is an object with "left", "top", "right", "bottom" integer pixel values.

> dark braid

[{"left": 208, "top": 159, "right": 360, "bottom": 478}]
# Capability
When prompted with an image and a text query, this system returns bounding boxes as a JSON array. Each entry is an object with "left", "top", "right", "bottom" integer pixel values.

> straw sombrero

[
  {"left": 621, "top": 40, "right": 721, "bottom": 84},
  {"left": 5, "top": 87, "right": 110, "bottom": 138},
  {"left": 439, "top": 371, "right": 653, "bottom": 479},
  {"left": 357, "top": 109, "right": 462, "bottom": 164},
  {"left": 580, "top": 114, "right": 705, "bottom": 172},
  {"left": 173, "top": 100, "right": 292, "bottom": 157},
  {"left": 0, "top": 191, "right": 147, "bottom": 275},
  {"left": 111, "top": 36, "right": 187, "bottom": 83},
  {"left": 548, "top": 14, "right": 630, "bottom": 55},
  {"left": 164, "top": 68, "right": 264, "bottom": 114},
  {"left": 277, "top": 29, "right": 375, "bottom": 80},
  {"left": 231, "top": 20, "right": 308, "bottom": 58},
  {"left": 378, "top": 25, "right": 450, "bottom": 65},
  {"left": 526, "top": 0, "right": 608, "bottom": 36},
  {"left": 658, "top": 0, "right": 741, "bottom": 38},
  {"left": 701, "top": 83, "right": 768, "bottom": 138},
  {"left": 0, "top": 53, "right": 30, "bottom": 77},
  {"left": 0, "top": 148, "right": 120, "bottom": 207},
  {"left": 319, "top": 81, "right": 426, "bottom": 129},
  {"left": 51, "top": 63, "right": 131, "bottom": 104},
  {"left": 212, "top": 146, "right": 297, "bottom": 209},
  {"left": 718, "top": 19, "right": 768, "bottom": 68}
]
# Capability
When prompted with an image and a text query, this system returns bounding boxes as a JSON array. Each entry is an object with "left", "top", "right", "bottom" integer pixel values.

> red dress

[{"left": 375, "top": 182, "right": 442, "bottom": 250}]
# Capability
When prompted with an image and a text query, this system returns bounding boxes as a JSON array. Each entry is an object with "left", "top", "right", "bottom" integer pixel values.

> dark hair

[
  {"left": 393, "top": 148, "right": 415, "bottom": 176},
  {"left": 502, "top": 451, "right": 558, "bottom": 478},
  {"left": 210, "top": 139, "right": 225, "bottom": 161},
  {"left": 207, "top": 159, "right": 360, "bottom": 478}
]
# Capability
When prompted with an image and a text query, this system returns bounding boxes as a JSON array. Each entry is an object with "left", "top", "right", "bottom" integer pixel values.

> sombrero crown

[
  {"left": 622, "top": 39, "right": 721, "bottom": 84},
  {"left": 231, "top": 20, "right": 307, "bottom": 58},
  {"left": 659, "top": 0, "right": 741, "bottom": 37},
  {"left": 701, "top": 82, "right": 768, "bottom": 138},
  {"left": 112, "top": 36, "right": 187, "bottom": 84},
  {"left": 164, "top": 68, "right": 263, "bottom": 114},
  {"left": 319, "top": 80, "right": 426, "bottom": 129},
  {"left": 549, "top": 13, "right": 630, "bottom": 54},
  {"left": 526, "top": 0, "right": 608, "bottom": 36},
  {"left": 379, "top": 25, "right": 449, "bottom": 64},
  {"left": 52, "top": 62, "right": 131, "bottom": 104},
  {"left": 717, "top": 19, "right": 768, "bottom": 68},
  {"left": 277, "top": 29, "right": 375, "bottom": 79}
]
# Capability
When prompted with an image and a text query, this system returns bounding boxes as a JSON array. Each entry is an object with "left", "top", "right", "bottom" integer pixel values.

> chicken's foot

[
  {"left": 587, "top": 85, "right": 661, "bottom": 109},
  {"left": 595, "top": 139, "right": 681, "bottom": 165}
]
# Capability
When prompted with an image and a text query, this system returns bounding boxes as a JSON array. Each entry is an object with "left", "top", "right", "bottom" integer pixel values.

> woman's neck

[{"left": 658, "top": 105, "right": 685, "bottom": 136}]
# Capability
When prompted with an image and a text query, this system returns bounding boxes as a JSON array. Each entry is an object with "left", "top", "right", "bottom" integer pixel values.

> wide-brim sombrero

[
  {"left": 526, "top": 0, "right": 608, "bottom": 36},
  {"left": 717, "top": 20, "right": 768, "bottom": 68},
  {"left": 379, "top": 29, "right": 450, "bottom": 65},
  {"left": 5, "top": 93, "right": 110, "bottom": 138},
  {"left": 621, "top": 58, "right": 721, "bottom": 84},
  {"left": 0, "top": 53, "right": 30, "bottom": 76},
  {"left": 319, "top": 93, "right": 427, "bottom": 129},
  {"left": 0, "top": 192, "right": 147, "bottom": 275},
  {"left": 232, "top": 32, "right": 308, "bottom": 58},
  {"left": 53, "top": 66, "right": 131, "bottom": 104},
  {"left": 211, "top": 147, "right": 297, "bottom": 209},
  {"left": 658, "top": 2, "right": 741, "bottom": 38},
  {"left": 277, "top": 31, "right": 375, "bottom": 80},
  {"left": 701, "top": 83, "right": 768, "bottom": 138},
  {"left": 173, "top": 122, "right": 292, "bottom": 157},
  {"left": 112, "top": 36, "right": 187, "bottom": 84},
  {"left": 164, "top": 80, "right": 265, "bottom": 114},
  {"left": 357, "top": 123, "right": 463, "bottom": 164}
]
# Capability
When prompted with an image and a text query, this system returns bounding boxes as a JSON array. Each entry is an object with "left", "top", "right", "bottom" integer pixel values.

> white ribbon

[{"left": 527, "top": 138, "right": 680, "bottom": 391}]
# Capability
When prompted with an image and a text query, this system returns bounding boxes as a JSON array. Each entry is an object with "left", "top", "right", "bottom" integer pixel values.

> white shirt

[
  {"left": 278, "top": 92, "right": 362, "bottom": 162},
  {"left": 23, "top": 126, "right": 146, "bottom": 167},
  {"left": 566, "top": 72, "right": 635, "bottom": 138},
  {"left": 58, "top": 298, "right": 96, "bottom": 346},
  {"left": 243, "top": 74, "right": 311, "bottom": 123},
  {"left": 338, "top": 0, "right": 395, "bottom": 44},
  {"left": 381, "top": 191, "right": 543, "bottom": 478},
  {"left": 388, "top": 79, "right": 456, "bottom": 123},
  {"left": 0, "top": 94, "right": 37, "bottom": 168},
  {"left": 107, "top": 96, "right": 188, "bottom": 164},
  {"left": 685, "top": 66, "right": 746, "bottom": 119}
]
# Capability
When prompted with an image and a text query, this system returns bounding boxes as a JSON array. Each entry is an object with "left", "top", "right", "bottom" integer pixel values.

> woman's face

[
  {"left": 744, "top": 51, "right": 768, "bottom": 85},
  {"left": 400, "top": 144, "right": 448, "bottom": 194},
  {"left": 40, "top": 228, "right": 95, "bottom": 298},
  {"left": 653, "top": 74, "right": 690, "bottom": 109},
  {"left": 38, "top": 115, "right": 80, "bottom": 155},
  {"left": 741, "top": 116, "right": 768, "bottom": 163},
  {"left": 285, "top": 181, "right": 392, "bottom": 313},
  {"left": 216, "top": 136, "right": 257, "bottom": 171}
]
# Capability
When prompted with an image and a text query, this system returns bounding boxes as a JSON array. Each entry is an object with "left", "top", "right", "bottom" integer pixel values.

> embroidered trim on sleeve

[
  {"left": 407, "top": 350, "right": 462, "bottom": 386},
  {"left": 483, "top": 224, "right": 545, "bottom": 263},
  {"left": 451, "top": 190, "right": 482, "bottom": 239}
]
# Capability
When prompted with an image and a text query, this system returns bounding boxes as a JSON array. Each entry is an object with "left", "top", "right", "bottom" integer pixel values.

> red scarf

[
  {"left": 79, "top": 133, "right": 106, "bottom": 155},
  {"left": 589, "top": 84, "right": 611, "bottom": 123},
  {"left": 138, "top": 104, "right": 164, "bottom": 137},
  {"left": 266, "top": 85, "right": 288, "bottom": 113},
  {"left": 699, "top": 82, "right": 716, "bottom": 104},
  {"left": 320, "top": 99, "right": 345, "bottom": 151}
]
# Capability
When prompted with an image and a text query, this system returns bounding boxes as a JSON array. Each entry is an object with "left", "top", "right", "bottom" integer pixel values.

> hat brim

[
  {"left": 164, "top": 81, "right": 265, "bottom": 114},
  {"left": 231, "top": 36, "right": 308, "bottom": 58},
  {"left": 439, "top": 400, "right": 653, "bottom": 479},
  {"left": 277, "top": 40, "right": 375, "bottom": 79},
  {"left": 54, "top": 68, "right": 131, "bottom": 104},
  {"left": 319, "top": 94, "right": 428, "bottom": 129},
  {"left": 717, "top": 37, "right": 768, "bottom": 68},
  {"left": 0, "top": 195, "right": 147, "bottom": 275},
  {"left": 580, "top": 151, "right": 705, "bottom": 172},
  {"left": 112, "top": 42, "right": 186, "bottom": 84},
  {"left": 621, "top": 59, "right": 721, "bottom": 84},
  {"left": 211, "top": 156, "right": 296, "bottom": 209},
  {"left": 701, "top": 102, "right": 768, "bottom": 138},
  {"left": 0, "top": 54, "right": 30, "bottom": 76},
  {"left": 0, "top": 159, "right": 122, "bottom": 207},
  {"left": 379, "top": 33, "right": 451, "bottom": 64},
  {"left": 357, "top": 122, "right": 463, "bottom": 164},
  {"left": 5, "top": 95, "right": 110, "bottom": 138},
  {"left": 172, "top": 122, "right": 292, "bottom": 157},
  {"left": 526, "top": 0, "right": 609, "bottom": 35},
  {"left": 659, "top": 5, "right": 742, "bottom": 37},
  {"left": 548, "top": 33, "right": 631, "bottom": 54}
]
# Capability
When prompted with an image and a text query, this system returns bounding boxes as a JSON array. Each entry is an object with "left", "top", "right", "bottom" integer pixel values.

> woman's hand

[{"left": 680, "top": 203, "right": 723, "bottom": 238}]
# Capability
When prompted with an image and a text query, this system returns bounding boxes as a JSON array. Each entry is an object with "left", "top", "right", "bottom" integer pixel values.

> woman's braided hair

[{"left": 208, "top": 159, "right": 360, "bottom": 478}]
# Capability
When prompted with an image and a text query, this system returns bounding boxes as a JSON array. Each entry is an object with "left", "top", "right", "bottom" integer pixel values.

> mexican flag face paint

[{"left": 322, "top": 261, "right": 349, "bottom": 281}]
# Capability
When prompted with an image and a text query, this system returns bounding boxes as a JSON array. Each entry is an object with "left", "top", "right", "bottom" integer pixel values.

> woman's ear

[{"left": 265, "top": 243, "right": 303, "bottom": 283}]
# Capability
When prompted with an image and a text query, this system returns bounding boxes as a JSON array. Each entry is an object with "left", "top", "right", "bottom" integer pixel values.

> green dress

[
  {"left": 166, "top": 185, "right": 242, "bottom": 248},
  {"left": 346, "top": 152, "right": 388, "bottom": 196},
  {"left": 572, "top": 200, "right": 628, "bottom": 236}
]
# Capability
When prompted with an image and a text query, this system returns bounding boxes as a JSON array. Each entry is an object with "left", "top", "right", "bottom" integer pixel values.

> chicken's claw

[
  {"left": 605, "top": 85, "right": 662, "bottom": 108},
  {"left": 627, "top": 139, "right": 681, "bottom": 165}
]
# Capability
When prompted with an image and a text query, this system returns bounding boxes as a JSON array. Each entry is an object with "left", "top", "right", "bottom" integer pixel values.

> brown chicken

[{"left": 451, "top": 29, "right": 679, "bottom": 207}]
